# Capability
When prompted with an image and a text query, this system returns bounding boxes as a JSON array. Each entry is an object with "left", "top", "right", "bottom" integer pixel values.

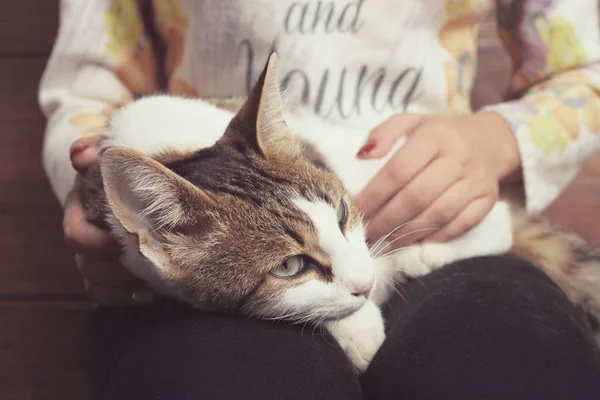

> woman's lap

[
  {"left": 363, "top": 255, "right": 600, "bottom": 399},
  {"left": 93, "top": 255, "right": 600, "bottom": 400},
  {"left": 92, "top": 305, "right": 362, "bottom": 400}
]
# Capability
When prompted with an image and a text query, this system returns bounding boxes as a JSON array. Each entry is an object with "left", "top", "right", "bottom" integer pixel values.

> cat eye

[
  {"left": 271, "top": 256, "right": 305, "bottom": 278},
  {"left": 337, "top": 199, "right": 348, "bottom": 230}
]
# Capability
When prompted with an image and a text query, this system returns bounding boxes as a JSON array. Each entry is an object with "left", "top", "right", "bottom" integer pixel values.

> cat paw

[
  {"left": 325, "top": 301, "right": 385, "bottom": 374},
  {"left": 392, "top": 243, "right": 457, "bottom": 280}
]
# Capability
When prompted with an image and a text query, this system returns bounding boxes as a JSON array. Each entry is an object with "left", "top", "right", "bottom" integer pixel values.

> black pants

[{"left": 92, "top": 256, "right": 600, "bottom": 399}]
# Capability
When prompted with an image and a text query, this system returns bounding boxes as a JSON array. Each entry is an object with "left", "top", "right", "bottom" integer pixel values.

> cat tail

[{"left": 510, "top": 209, "right": 600, "bottom": 341}]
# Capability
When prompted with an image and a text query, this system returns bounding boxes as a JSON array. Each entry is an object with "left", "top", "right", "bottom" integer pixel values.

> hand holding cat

[
  {"left": 64, "top": 137, "right": 150, "bottom": 306},
  {"left": 356, "top": 112, "right": 520, "bottom": 248}
]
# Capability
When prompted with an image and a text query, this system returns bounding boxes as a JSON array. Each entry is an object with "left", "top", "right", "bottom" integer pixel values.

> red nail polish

[
  {"left": 356, "top": 142, "right": 376, "bottom": 158},
  {"left": 70, "top": 144, "right": 89, "bottom": 159}
]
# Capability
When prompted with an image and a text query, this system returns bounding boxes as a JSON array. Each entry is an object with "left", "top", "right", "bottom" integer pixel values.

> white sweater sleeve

[
  {"left": 39, "top": 0, "right": 157, "bottom": 205},
  {"left": 482, "top": 0, "right": 600, "bottom": 214}
]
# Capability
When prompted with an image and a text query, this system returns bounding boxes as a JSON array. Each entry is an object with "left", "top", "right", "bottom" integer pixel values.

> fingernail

[
  {"left": 70, "top": 144, "right": 89, "bottom": 159},
  {"left": 356, "top": 142, "right": 376, "bottom": 158},
  {"left": 132, "top": 289, "right": 154, "bottom": 304}
]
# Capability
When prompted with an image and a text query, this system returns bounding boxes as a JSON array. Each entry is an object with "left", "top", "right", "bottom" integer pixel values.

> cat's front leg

[
  {"left": 390, "top": 242, "right": 459, "bottom": 280},
  {"left": 324, "top": 300, "right": 385, "bottom": 374}
]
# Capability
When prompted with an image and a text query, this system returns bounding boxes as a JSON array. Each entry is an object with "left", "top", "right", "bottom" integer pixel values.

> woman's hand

[
  {"left": 356, "top": 112, "right": 520, "bottom": 249},
  {"left": 63, "top": 137, "right": 152, "bottom": 306}
]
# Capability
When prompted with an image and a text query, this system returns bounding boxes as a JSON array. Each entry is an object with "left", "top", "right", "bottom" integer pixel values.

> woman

[{"left": 40, "top": 0, "right": 600, "bottom": 398}]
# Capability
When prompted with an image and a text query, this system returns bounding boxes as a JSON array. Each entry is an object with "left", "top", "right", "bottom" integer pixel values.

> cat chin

[
  {"left": 282, "top": 304, "right": 366, "bottom": 324},
  {"left": 245, "top": 294, "right": 366, "bottom": 323},
  {"left": 319, "top": 302, "right": 369, "bottom": 322},
  {"left": 298, "top": 297, "right": 368, "bottom": 322}
]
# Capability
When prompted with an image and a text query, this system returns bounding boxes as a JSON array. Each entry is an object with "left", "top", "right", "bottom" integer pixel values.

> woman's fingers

[
  {"left": 427, "top": 196, "right": 495, "bottom": 244},
  {"left": 67, "top": 136, "right": 148, "bottom": 307},
  {"left": 63, "top": 186, "right": 120, "bottom": 259},
  {"left": 365, "top": 156, "right": 463, "bottom": 243},
  {"left": 70, "top": 136, "right": 101, "bottom": 174},
  {"left": 389, "top": 176, "right": 492, "bottom": 248},
  {"left": 356, "top": 129, "right": 441, "bottom": 218},
  {"left": 357, "top": 114, "right": 502, "bottom": 249},
  {"left": 357, "top": 114, "right": 425, "bottom": 159}
]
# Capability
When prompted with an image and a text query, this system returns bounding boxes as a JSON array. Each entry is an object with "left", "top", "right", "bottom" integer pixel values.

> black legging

[{"left": 91, "top": 256, "right": 600, "bottom": 399}]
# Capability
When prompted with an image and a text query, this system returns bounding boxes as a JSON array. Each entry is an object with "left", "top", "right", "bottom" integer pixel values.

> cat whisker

[
  {"left": 264, "top": 312, "right": 300, "bottom": 321},
  {"left": 372, "top": 228, "right": 439, "bottom": 258},
  {"left": 300, "top": 320, "right": 311, "bottom": 335},
  {"left": 375, "top": 246, "right": 412, "bottom": 260},
  {"left": 368, "top": 220, "right": 417, "bottom": 256},
  {"left": 389, "top": 283, "right": 406, "bottom": 301},
  {"left": 375, "top": 276, "right": 407, "bottom": 301},
  {"left": 313, "top": 316, "right": 329, "bottom": 337},
  {"left": 407, "top": 275, "right": 427, "bottom": 289},
  {"left": 368, "top": 219, "right": 442, "bottom": 257}
]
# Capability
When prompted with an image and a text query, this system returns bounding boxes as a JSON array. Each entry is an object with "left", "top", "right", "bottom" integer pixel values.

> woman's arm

[
  {"left": 40, "top": 0, "right": 159, "bottom": 305},
  {"left": 40, "top": 0, "right": 157, "bottom": 205},
  {"left": 355, "top": 0, "right": 600, "bottom": 246},
  {"left": 481, "top": 0, "right": 600, "bottom": 214}
]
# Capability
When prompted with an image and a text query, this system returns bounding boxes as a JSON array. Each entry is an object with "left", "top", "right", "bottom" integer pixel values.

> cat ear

[
  {"left": 100, "top": 148, "right": 212, "bottom": 266},
  {"left": 224, "top": 52, "right": 296, "bottom": 157}
]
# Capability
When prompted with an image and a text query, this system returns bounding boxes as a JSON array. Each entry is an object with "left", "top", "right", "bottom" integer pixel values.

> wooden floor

[{"left": 1, "top": 3, "right": 599, "bottom": 399}]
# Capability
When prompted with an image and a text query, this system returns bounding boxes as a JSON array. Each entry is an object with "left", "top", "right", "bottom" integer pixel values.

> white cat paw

[
  {"left": 392, "top": 243, "right": 457, "bottom": 280},
  {"left": 325, "top": 301, "right": 385, "bottom": 374}
]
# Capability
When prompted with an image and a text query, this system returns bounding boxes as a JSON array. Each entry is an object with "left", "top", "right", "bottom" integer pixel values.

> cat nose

[{"left": 352, "top": 277, "right": 374, "bottom": 298}]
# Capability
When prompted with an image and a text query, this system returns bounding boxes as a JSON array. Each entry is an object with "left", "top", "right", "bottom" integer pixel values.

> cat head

[{"left": 100, "top": 53, "right": 375, "bottom": 321}]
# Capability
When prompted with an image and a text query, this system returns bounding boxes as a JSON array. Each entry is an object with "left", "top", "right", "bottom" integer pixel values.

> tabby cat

[{"left": 83, "top": 54, "right": 600, "bottom": 373}]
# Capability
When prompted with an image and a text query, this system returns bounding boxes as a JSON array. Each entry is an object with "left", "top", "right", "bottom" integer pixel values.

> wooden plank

[
  {"left": 0, "top": 305, "right": 93, "bottom": 400},
  {"left": 0, "top": 57, "right": 83, "bottom": 298},
  {"left": 0, "top": 0, "right": 59, "bottom": 56}
]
